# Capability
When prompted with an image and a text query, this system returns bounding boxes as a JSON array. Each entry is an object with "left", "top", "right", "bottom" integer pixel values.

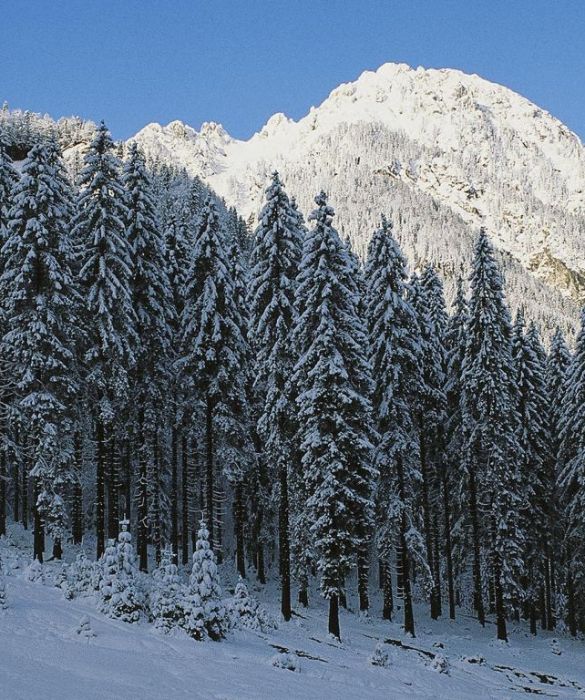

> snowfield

[{"left": 1, "top": 536, "right": 584, "bottom": 700}]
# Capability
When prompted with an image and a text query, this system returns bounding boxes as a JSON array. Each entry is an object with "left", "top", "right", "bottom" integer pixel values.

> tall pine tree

[
  {"left": 124, "top": 142, "right": 174, "bottom": 570},
  {"left": 73, "top": 122, "right": 137, "bottom": 559},
  {"left": 0, "top": 140, "right": 18, "bottom": 538},
  {"left": 180, "top": 197, "right": 248, "bottom": 559},
  {"left": 512, "top": 312, "right": 550, "bottom": 633},
  {"left": 248, "top": 173, "right": 302, "bottom": 619},
  {"left": 461, "top": 229, "right": 524, "bottom": 641},
  {"left": 293, "top": 192, "right": 375, "bottom": 638},
  {"left": 558, "top": 310, "right": 585, "bottom": 636},
  {"left": 364, "top": 217, "right": 426, "bottom": 635},
  {"left": 1, "top": 142, "right": 78, "bottom": 561}
]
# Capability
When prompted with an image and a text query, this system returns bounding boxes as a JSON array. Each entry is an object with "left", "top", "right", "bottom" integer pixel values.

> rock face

[{"left": 130, "top": 62, "right": 584, "bottom": 333}]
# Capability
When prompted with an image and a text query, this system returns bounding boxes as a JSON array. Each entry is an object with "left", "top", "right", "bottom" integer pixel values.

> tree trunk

[
  {"left": 432, "top": 510, "right": 442, "bottom": 617},
  {"left": 279, "top": 459, "right": 291, "bottom": 621},
  {"left": 544, "top": 554, "right": 554, "bottom": 631},
  {"left": 396, "top": 454, "right": 415, "bottom": 636},
  {"left": 442, "top": 469, "right": 456, "bottom": 619},
  {"left": 52, "top": 538, "right": 62, "bottom": 560},
  {"left": 107, "top": 437, "right": 118, "bottom": 540},
  {"left": 548, "top": 552, "right": 557, "bottom": 632},
  {"left": 298, "top": 579, "right": 309, "bottom": 607},
  {"left": 257, "top": 541, "right": 266, "bottom": 585},
  {"left": 328, "top": 594, "right": 340, "bottom": 639},
  {"left": 216, "top": 496, "right": 223, "bottom": 565},
  {"left": 0, "top": 448, "right": 6, "bottom": 537},
  {"left": 193, "top": 445, "right": 200, "bottom": 552},
  {"left": 71, "top": 431, "right": 83, "bottom": 545},
  {"left": 123, "top": 440, "right": 132, "bottom": 523},
  {"left": 170, "top": 422, "right": 178, "bottom": 556},
  {"left": 494, "top": 558, "right": 508, "bottom": 642},
  {"left": 378, "top": 558, "right": 385, "bottom": 590},
  {"left": 530, "top": 600, "right": 537, "bottom": 635},
  {"left": 381, "top": 556, "right": 393, "bottom": 621},
  {"left": 181, "top": 429, "right": 189, "bottom": 566},
  {"left": 21, "top": 451, "right": 28, "bottom": 530},
  {"left": 205, "top": 396, "right": 215, "bottom": 551},
  {"left": 419, "top": 428, "right": 439, "bottom": 619},
  {"left": 399, "top": 532, "right": 415, "bottom": 636},
  {"left": 250, "top": 429, "right": 266, "bottom": 585},
  {"left": 153, "top": 433, "right": 162, "bottom": 566},
  {"left": 12, "top": 459, "right": 19, "bottom": 524},
  {"left": 138, "top": 449, "right": 149, "bottom": 572},
  {"left": 32, "top": 478, "right": 44, "bottom": 563},
  {"left": 468, "top": 462, "right": 485, "bottom": 626},
  {"left": 95, "top": 418, "right": 106, "bottom": 559},
  {"left": 357, "top": 542, "right": 369, "bottom": 614},
  {"left": 234, "top": 481, "right": 246, "bottom": 578},
  {"left": 539, "top": 583, "right": 547, "bottom": 631},
  {"left": 567, "top": 573, "right": 577, "bottom": 637}
]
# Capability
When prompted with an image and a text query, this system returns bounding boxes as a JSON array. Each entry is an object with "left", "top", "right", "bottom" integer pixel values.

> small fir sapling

[{"left": 183, "top": 519, "right": 227, "bottom": 641}]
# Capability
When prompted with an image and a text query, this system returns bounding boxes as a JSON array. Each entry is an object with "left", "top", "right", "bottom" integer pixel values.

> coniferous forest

[{"left": 1, "top": 118, "right": 585, "bottom": 651}]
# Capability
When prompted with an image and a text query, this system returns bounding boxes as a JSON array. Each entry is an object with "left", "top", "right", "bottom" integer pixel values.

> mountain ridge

[{"left": 130, "top": 62, "right": 585, "bottom": 330}]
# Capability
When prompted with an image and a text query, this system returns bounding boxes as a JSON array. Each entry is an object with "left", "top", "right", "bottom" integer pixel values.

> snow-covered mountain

[{"left": 131, "top": 62, "right": 585, "bottom": 333}]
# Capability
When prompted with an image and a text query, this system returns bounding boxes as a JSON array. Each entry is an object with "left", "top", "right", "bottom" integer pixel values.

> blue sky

[{"left": 1, "top": 1, "right": 583, "bottom": 140}]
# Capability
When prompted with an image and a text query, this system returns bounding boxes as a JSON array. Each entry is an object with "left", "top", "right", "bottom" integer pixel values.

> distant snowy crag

[{"left": 131, "top": 62, "right": 585, "bottom": 332}]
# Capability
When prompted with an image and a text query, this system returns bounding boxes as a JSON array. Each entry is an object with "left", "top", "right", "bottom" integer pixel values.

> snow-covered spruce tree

[
  {"left": 413, "top": 267, "right": 449, "bottom": 620},
  {"left": 345, "top": 234, "right": 372, "bottom": 614},
  {"left": 26, "top": 558, "right": 43, "bottom": 583},
  {"left": 284, "top": 197, "right": 308, "bottom": 599},
  {"left": 460, "top": 229, "right": 524, "bottom": 641},
  {"left": 248, "top": 172, "right": 302, "bottom": 619},
  {"left": 544, "top": 327, "right": 571, "bottom": 631},
  {"left": 183, "top": 519, "right": 227, "bottom": 641},
  {"left": 0, "top": 141, "right": 17, "bottom": 233},
  {"left": 364, "top": 217, "right": 426, "bottom": 635},
  {"left": 512, "top": 312, "right": 551, "bottom": 634},
  {"left": 226, "top": 205, "right": 252, "bottom": 262},
  {"left": 163, "top": 207, "right": 192, "bottom": 564},
  {"left": 0, "top": 141, "right": 18, "bottom": 539},
  {"left": 98, "top": 538, "right": 118, "bottom": 612},
  {"left": 226, "top": 232, "right": 254, "bottom": 579},
  {"left": 558, "top": 309, "right": 585, "bottom": 636},
  {"left": 98, "top": 519, "right": 144, "bottom": 622},
  {"left": 64, "top": 551, "right": 95, "bottom": 600},
  {"left": 422, "top": 264, "right": 454, "bottom": 620},
  {"left": 150, "top": 546, "right": 183, "bottom": 632},
  {"left": 76, "top": 615, "right": 96, "bottom": 640},
  {"left": 444, "top": 276, "right": 468, "bottom": 620},
  {"left": 115, "top": 519, "right": 144, "bottom": 622},
  {"left": 124, "top": 142, "right": 174, "bottom": 571},
  {"left": 73, "top": 122, "right": 137, "bottom": 560},
  {"left": 229, "top": 576, "right": 275, "bottom": 632},
  {"left": 46, "top": 140, "right": 86, "bottom": 559},
  {"left": 1, "top": 142, "right": 78, "bottom": 563},
  {"left": 289, "top": 196, "right": 308, "bottom": 244},
  {"left": 292, "top": 192, "right": 376, "bottom": 639},
  {"left": 180, "top": 198, "right": 249, "bottom": 561}
]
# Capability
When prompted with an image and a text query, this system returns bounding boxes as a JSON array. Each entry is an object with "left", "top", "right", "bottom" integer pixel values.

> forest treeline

[{"left": 0, "top": 121, "right": 583, "bottom": 641}]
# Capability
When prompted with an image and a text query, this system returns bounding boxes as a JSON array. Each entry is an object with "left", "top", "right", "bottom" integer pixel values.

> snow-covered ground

[{"left": 1, "top": 533, "right": 584, "bottom": 700}]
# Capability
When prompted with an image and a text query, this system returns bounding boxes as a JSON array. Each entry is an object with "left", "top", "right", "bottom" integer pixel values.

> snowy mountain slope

[
  {"left": 2, "top": 536, "right": 585, "bottom": 700},
  {"left": 131, "top": 62, "right": 585, "bottom": 332}
]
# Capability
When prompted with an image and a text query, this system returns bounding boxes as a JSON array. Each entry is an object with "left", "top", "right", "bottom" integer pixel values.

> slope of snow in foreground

[{"left": 1, "top": 540, "right": 584, "bottom": 700}]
